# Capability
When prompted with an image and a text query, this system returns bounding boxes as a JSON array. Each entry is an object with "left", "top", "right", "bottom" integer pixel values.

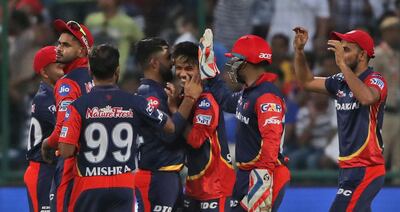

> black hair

[
  {"left": 89, "top": 44, "right": 120, "bottom": 80},
  {"left": 172, "top": 41, "right": 198, "bottom": 65},
  {"left": 134, "top": 38, "right": 169, "bottom": 68}
]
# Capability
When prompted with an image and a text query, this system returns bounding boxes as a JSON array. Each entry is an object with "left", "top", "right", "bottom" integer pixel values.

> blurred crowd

[{"left": 1, "top": 0, "right": 400, "bottom": 180}]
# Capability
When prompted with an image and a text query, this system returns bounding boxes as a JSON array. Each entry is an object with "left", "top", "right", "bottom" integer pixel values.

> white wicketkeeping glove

[
  {"left": 198, "top": 28, "right": 220, "bottom": 80},
  {"left": 241, "top": 169, "right": 273, "bottom": 212}
]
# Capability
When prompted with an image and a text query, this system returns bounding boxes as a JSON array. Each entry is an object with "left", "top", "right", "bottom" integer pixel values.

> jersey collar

[
  {"left": 92, "top": 85, "right": 119, "bottom": 91},
  {"left": 63, "top": 57, "right": 88, "bottom": 74},
  {"left": 246, "top": 72, "right": 278, "bottom": 89}
]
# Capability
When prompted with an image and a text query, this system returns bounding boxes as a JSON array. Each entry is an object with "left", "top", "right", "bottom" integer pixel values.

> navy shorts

[
  {"left": 24, "top": 161, "right": 56, "bottom": 212},
  {"left": 330, "top": 165, "right": 385, "bottom": 212},
  {"left": 135, "top": 170, "right": 183, "bottom": 212}
]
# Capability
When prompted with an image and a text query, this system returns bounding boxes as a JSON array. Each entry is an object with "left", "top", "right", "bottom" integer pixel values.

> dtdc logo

[
  {"left": 59, "top": 84, "right": 71, "bottom": 96},
  {"left": 198, "top": 98, "right": 211, "bottom": 110}
]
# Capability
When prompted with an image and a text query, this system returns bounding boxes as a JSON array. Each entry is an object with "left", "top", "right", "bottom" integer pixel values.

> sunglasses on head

[{"left": 67, "top": 21, "right": 87, "bottom": 37}]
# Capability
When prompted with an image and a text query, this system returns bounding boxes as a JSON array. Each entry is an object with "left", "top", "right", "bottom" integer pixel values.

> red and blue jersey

[
  {"left": 59, "top": 85, "right": 168, "bottom": 177},
  {"left": 27, "top": 82, "right": 57, "bottom": 163},
  {"left": 136, "top": 79, "right": 186, "bottom": 172},
  {"left": 325, "top": 68, "right": 387, "bottom": 168},
  {"left": 47, "top": 58, "right": 94, "bottom": 147},
  {"left": 185, "top": 89, "right": 235, "bottom": 200},
  {"left": 208, "top": 73, "right": 286, "bottom": 172}
]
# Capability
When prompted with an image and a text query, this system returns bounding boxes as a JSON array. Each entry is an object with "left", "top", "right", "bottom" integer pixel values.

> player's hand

[
  {"left": 198, "top": 28, "right": 220, "bottom": 80},
  {"left": 184, "top": 73, "right": 203, "bottom": 100},
  {"left": 293, "top": 27, "right": 309, "bottom": 52},
  {"left": 327, "top": 40, "right": 346, "bottom": 68},
  {"left": 41, "top": 138, "right": 55, "bottom": 164},
  {"left": 165, "top": 82, "right": 179, "bottom": 113}
]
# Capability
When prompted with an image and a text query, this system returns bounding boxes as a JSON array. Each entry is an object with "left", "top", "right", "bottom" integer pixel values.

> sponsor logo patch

[
  {"left": 58, "top": 84, "right": 71, "bottom": 96},
  {"left": 195, "top": 114, "right": 212, "bottom": 125},
  {"left": 198, "top": 98, "right": 211, "bottom": 110},
  {"left": 336, "top": 90, "right": 346, "bottom": 98},
  {"left": 146, "top": 96, "right": 160, "bottom": 109},
  {"left": 48, "top": 105, "right": 56, "bottom": 113},
  {"left": 59, "top": 100, "right": 72, "bottom": 112},
  {"left": 60, "top": 126, "right": 68, "bottom": 138},
  {"left": 263, "top": 116, "right": 281, "bottom": 126},
  {"left": 260, "top": 103, "right": 282, "bottom": 113},
  {"left": 86, "top": 106, "right": 134, "bottom": 119},
  {"left": 370, "top": 78, "right": 384, "bottom": 90}
]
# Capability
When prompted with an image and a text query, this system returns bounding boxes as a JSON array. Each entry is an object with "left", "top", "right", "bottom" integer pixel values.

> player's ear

[
  {"left": 149, "top": 57, "right": 159, "bottom": 70},
  {"left": 77, "top": 46, "right": 86, "bottom": 58},
  {"left": 40, "top": 68, "right": 49, "bottom": 79}
]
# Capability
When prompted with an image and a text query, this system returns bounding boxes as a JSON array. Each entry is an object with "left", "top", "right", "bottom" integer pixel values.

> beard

[
  {"left": 347, "top": 59, "right": 358, "bottom": 70},
  {"left": 236, "top": 69, "right": 246, "bottom": 84},
  {"left": 160, "top": 63, "right": 174, "bottom": 82}
]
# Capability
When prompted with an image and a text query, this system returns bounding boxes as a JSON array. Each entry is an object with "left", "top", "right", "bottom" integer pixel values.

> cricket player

[
  {"left": 171, "top": 41, "right": 235, "bottom": 212},
  {"left": 58, "top": 44, "right": 202, "bottom": 212},
  {"left": 25, "top": 46, "right": 64, "bottom": 212},
  {"left": 199, "top": 30, "right": 291, "bottom": 212},
  {"left": 293, "top": 27, "right": 387, "bottom": 212},
  {"left": 41, "top": 19, "right": 94, "bottom": 212}
]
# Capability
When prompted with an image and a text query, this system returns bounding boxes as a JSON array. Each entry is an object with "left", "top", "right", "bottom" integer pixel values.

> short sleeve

[
  {"left": 134, "top": 95, "right": 168, "bottom": 129},
  {"left": 325, "top": 74, "right": 342, "bottom": 98},
  {"left": 58, "top": 105, "right": 82, "bottom": 148},
  {"left": 364, "top": 73, "right": 388, "bottom": 102}
]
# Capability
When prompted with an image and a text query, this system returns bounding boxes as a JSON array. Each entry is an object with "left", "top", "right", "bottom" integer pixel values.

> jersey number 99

[{"left": 84, "top": 122, "right": 133, "bottom": 163}]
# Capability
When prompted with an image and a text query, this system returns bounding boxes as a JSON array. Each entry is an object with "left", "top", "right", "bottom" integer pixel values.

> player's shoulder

[
  {"left": 64, "top": 67, "right": 90, "bottom": 81},
  {"left": 137, "top": 79, "right": 164, "bottom": 97},
  {"left": 33, "top": 84, "right": 55, "bottom": 105},
  {"left": 256, "top": 82, "right": 284, "bottom": 100}
]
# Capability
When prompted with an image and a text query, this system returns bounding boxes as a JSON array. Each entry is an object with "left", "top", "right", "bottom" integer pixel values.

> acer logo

[{"left": 259, "top": 53, "right": 272, "bottom": 59}]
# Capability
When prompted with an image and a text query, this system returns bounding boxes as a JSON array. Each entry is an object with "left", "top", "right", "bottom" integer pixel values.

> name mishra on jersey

[{"left": 85, "top": 165, "right": 132, "bottom": 176}]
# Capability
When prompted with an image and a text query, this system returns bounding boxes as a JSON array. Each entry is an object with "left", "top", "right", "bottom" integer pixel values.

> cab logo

[
  {"left": 59, "top": 84, "right": 71, "bottom": 96},
  {"left": 260, "top": 103, "right": 282, "bottom": 113},
  {"left": 196, "top": 114, "right": 212, "bottom": 126},
  {"left": 198, "top": 98, "right": 211, "bottom": 110}
]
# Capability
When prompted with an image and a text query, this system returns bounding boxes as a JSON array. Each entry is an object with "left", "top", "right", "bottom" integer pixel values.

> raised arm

[{"left": 293, "top": 27, "right": 329, "bottom": 95}]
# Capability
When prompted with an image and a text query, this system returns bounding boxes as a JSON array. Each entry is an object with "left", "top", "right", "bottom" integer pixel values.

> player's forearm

[
  {"left": 47, "top": 110, "right": 67, "bottom": 148},
  {"left": 340, "top": 65, "right": 378, "bottom": 105},
  {"left": 59, "top": 143, "right": 76, "bottom": 158},
  {"left": 294, "top": 50, "right": 315, "bottom": 88},
  {"left": 177, "top": 97, "right": 196, "bottom": 119}
]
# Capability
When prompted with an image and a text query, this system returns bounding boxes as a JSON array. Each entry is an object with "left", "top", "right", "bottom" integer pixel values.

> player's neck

[
  {"left": 144, "top": 71, "right": 164, "bottom": 84},
  {"left": 93, "top": 78, "right": 116, "bottom": 87},
  {"left": 354, "top": 63, "right": 369, "bottom": 76}
]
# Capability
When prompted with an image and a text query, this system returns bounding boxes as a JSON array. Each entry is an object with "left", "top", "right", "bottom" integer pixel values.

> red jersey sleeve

[
  {"left": 58, "top": 105, "right": 82, "bottom": 148},
  {"left": 364, "top": 73, "right": 388, "bottom": 103},
  {"left": 187, "top": 94, "right": 219, "bottom": 149},
  {"left": 255, "top": 93, "right": 285, "bottom": 171},
  {"left": 47, "top": 78, "right": 81, "bottom": 148}
]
